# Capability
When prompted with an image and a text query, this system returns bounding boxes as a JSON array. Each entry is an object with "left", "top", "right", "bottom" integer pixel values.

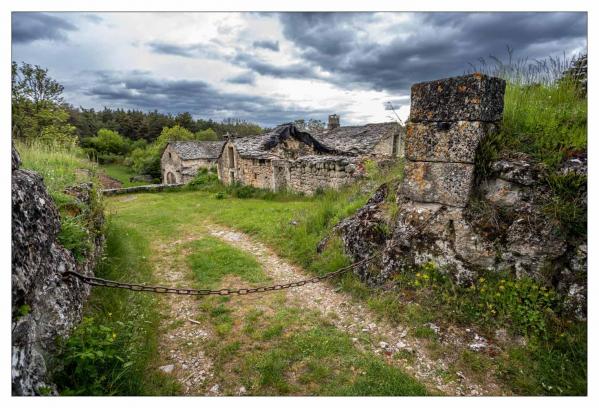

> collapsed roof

[{"left": 232, "top": 123, "right": 340, "bottom": 159}]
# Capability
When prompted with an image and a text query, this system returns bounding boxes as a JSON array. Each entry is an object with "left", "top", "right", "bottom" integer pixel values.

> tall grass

[
  {"left": 15, "top": 139, "right": 97, "bottom": 195},
  {"left": 470, "top": 51, "right": 587, "bottom": 240}
]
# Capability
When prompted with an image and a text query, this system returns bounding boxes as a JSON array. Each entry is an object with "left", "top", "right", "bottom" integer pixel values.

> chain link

[{"left": 63, "top": 255, "right": 378, "bottom": 297}]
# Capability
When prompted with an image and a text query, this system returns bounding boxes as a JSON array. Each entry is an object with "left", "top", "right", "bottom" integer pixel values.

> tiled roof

[
  {"left": 312, "top": 122, "right": 401, "bottom": 155},
  {"left": 169, "top": 140, "right": 225, "bottom": 160}
]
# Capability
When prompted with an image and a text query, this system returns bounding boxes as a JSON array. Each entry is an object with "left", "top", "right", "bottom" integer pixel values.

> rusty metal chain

[{"left": 63, "top": 255, "right": 378, "bottom": 297}]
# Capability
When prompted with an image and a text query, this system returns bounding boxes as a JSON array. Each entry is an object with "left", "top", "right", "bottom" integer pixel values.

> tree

[
  {"left": 195, "top": 128, "right": 219, "bottom": 141},
  {"left": 90, "top": 129, "right": 129, "bottom": 155},
  {"left": 130, "top": 125, "right": 197, "bottom": 178},
  {"left": 294, "top": 118, "right": 325, "bottom": 133},
  {"left": 12, "top": 61, "right": 75, "bottom": 144},
  {"left": 175, "top": 112, "right": 196, "bottom": 132},
  {"left": 12, "top": 62, "right": 64, "bottom": 106}
]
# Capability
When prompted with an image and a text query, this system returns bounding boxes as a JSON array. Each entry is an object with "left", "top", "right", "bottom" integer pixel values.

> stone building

[
  {"left": 216, "top": 119, "right": 402, "bottom": 194},
  {"left": 311, "top": 121, "right": 403, "bottom": 159},
  {"left": 161, "top": 140, "right": 225, "bottom": 184},
  {"left": 217, "top": 123, "right": 344, "bottom": 192}
]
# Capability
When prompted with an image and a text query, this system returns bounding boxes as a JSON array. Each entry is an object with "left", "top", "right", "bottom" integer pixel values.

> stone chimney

[{"left": 327, "top": 114, "right": 340, "bottom": 130}]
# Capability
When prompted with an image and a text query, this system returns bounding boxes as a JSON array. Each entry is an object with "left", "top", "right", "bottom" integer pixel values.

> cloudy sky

[{"left": 12, "top": 12, "right": 587, "bottom": 126}]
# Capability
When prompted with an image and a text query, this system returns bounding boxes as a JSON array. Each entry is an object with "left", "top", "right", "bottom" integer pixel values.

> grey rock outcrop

[
  {"left": 334, "top": 73, "right": 586, "bottom": 318},
  {"left": 12, "top": 146, "right": 103, "bottom": 395}
]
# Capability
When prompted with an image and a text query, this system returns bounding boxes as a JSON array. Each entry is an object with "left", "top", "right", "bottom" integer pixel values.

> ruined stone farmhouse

[
  {"left": 161, "top": 116, "right": 403, "bottom": 193},
  {"left": 161, "top": 140, "right": 225, "bottom": 184}
]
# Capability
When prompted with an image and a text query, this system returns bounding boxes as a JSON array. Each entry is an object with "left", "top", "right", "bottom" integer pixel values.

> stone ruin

[
  {"left": 402, "top": 73, "right": 505, "bottom": 207},
  {"left": 333, "top": 73, "right": 586, "bottom": 319}
]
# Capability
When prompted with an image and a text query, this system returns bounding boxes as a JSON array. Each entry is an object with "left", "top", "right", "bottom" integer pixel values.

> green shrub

[{"left": 187, "top": 168, "right": 220, "bottom": 189}]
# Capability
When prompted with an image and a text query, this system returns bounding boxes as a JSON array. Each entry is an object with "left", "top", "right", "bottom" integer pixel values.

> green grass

[
  {"left": 186, "top": 237, "right": 270, "bottom": 287},
  {"left": 239, "top": 311, "right": 428, "bottom": 396},
  {"left": 100, "top": 163, "right": 150, "bottom": 187},
  {"left": 52, "top": 220, "right": 180, "bottom": 395},
  {"left": 496, "top": 81, "right": 586, "bottom": 168},
  {"left": 16, "top": 140, "right": 104, "bottom": 262}
]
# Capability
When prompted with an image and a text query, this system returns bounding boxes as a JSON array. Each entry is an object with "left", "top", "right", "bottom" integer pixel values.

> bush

[
  {"left": 187, "top": 168, "right": 220, "bottom": 189},
  {"left": 195, "top": 128, "right": 218, "bottom": 141},
  {"left": 393, "top": 263, "right": 560, "bottom": 339}
]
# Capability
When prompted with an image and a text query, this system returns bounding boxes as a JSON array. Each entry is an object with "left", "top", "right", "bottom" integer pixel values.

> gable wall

[{"left": 161, "top": 144, "right": 217, "bottom": 184}]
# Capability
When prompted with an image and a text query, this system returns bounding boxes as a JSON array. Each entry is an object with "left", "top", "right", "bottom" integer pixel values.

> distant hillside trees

[{"left": 67, "top": 107, "right": 264, "bottom": 143}]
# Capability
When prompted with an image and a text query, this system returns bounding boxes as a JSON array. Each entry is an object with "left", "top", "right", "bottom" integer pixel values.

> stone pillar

[{"left": 400, "top": 73, "right": 506, "bottom": 207}]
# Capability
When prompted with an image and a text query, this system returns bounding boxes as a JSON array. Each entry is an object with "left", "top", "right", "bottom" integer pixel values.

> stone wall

[
  {"left": 288, "top": 155, "right": 362, "bottom": 195},
  {"left": 217, "top": 142, "right": 275, "bottom": 189},
  {"left": 12, "top": 146, "right": 104, "bottom": 395},
  {"left": 102, "top": 183, "right": 185, "bottom": 196}
]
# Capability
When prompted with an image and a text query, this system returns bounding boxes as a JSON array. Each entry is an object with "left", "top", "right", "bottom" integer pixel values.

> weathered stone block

[
  {"left": 405, "top": 121, "right": 497, "bottom": 163},
  {"left": 410, "top": 73, "right": 506, "bottom": 122},
  {"left": 400, "top": 161, "right": 474, "bottom": 207}
]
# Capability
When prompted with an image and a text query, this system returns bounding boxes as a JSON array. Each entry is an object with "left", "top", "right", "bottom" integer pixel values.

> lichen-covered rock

[
  {"left": 481, "top": 178, "right": 525, "bottom": 207},
  {"left": 560, "top": 152, "right": 587, "bottom": 177},
  {"left": 11, "top": 146, "right": 103, "bottom": 395},
  {"left": 400, "top": 161, "right": 475, "bottom": 207},
  {"left": 379, "top": 202, "right": 478, "bottom": 283},
  {"left": 405, "top": 121, "right": 497, "bottom": 163},
  {"left": 410, "top": 73, "right": 506, "bottom": 123},
  {"left": 490, "top": 158, "right": 540, "bottom": 186},
  {"left": 561, "top": 54, "right": 587, "bottom": 96},
  {"left": 333, "top": 183, "right": 392, "bottom": 283},
  {"left": 503, "top": 217, "right": 567, "bottom": 280}
]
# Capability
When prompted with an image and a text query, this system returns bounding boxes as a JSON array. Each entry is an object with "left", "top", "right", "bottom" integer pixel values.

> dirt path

[
  {"left": 207, "top": 224, "right": 505, "bottom": 396},
  {"left": 150, "top": 221, "right": 504, "bottom": 396},
  {"left": 152, "top": 235, "right": 215, "bottom": 395}
]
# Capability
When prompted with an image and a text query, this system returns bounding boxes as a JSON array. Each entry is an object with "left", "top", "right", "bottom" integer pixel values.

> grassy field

[{"left": 100, "top": 163, "right": 151, "bottom": 187}]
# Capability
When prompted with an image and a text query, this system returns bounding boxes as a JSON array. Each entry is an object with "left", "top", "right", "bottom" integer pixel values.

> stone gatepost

[{"left": 401, "top": 73, "right": 506, "bottom": 207}]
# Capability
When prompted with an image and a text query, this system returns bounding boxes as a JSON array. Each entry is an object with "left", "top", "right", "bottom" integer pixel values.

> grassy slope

[{"left": 100, "top": 163, "right": 149, "bottom": 187}]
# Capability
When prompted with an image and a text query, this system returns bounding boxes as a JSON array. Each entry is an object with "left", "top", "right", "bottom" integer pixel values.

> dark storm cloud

[
  {"left": 227, "top": 71, "right": 256, "bottom": 85},
  {"left": 146, "top": 41, "right": 202, "bottom": 58},
  {"left": 146, "top": 41, "right": 224, "bottom": 59},
  {"left": 233, "top": 52, "right": 321, "bottom": 79},
  {"left": 278, "top": 12, "right": 587, "bottom": 92},
  {"left": 12, "top": 12, "right": 77, "bottom": 44},
  {"left": 82, "top": 70, "right": 329, "bottom": 126},
  {"left": 252, "top": 40, "right": 280, "bottom": 51}
]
